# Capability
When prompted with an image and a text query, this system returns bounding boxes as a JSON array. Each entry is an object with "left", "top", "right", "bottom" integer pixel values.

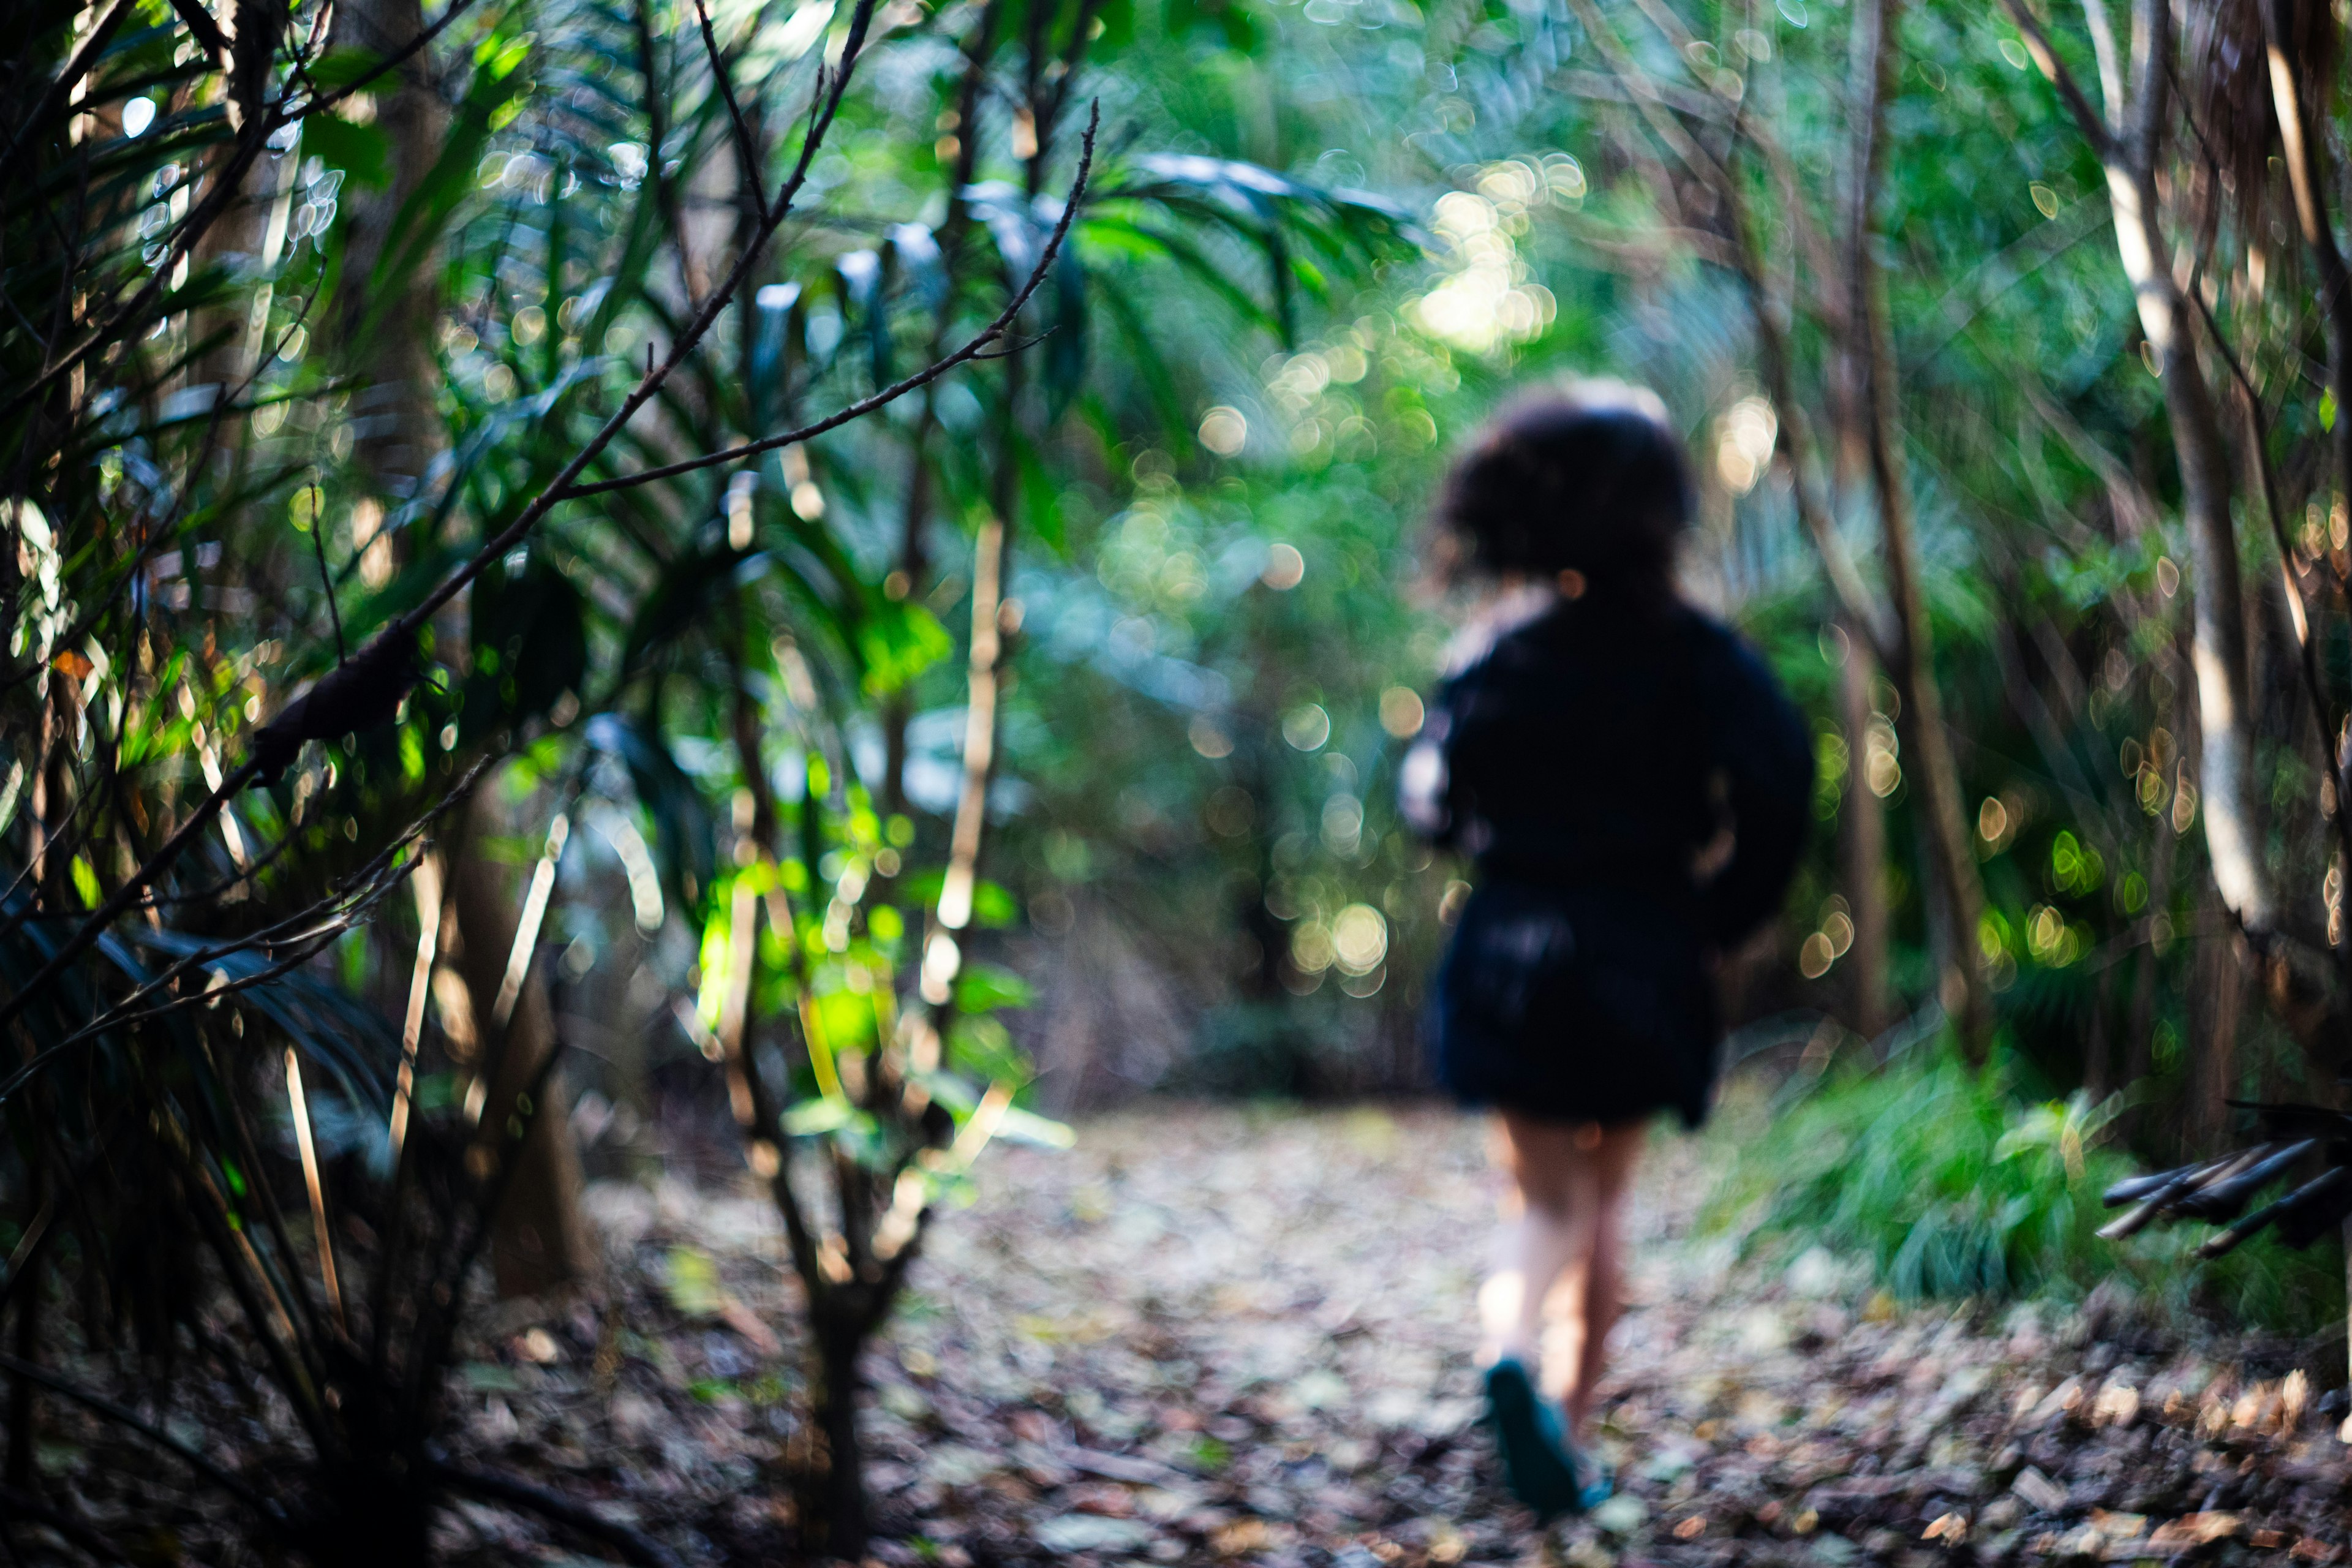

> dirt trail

[{"left": 439, "top": 1103, "right": 2351, "bottom": 1564}]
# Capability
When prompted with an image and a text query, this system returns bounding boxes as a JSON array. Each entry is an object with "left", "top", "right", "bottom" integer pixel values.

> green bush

[{"left": 1705, "top": 1049, "right": 2345, "bottom": 1335}]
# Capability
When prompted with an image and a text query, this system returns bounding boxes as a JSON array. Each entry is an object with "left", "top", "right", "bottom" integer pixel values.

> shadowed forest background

[{"left": 7, "top": 0, "right": 2352, "bottom": 1557}]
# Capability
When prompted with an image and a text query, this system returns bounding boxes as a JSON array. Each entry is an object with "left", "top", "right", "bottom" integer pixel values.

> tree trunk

[
  {"left": 1845, "top": 0, "right": 1994, "bottom": 1059},
  {"left": 799, "top": 1320, "right": 869, "bottom": 1559},
  {"left": 2096, "top": 0, "right": 2272, "bottom": 933},
  {"left": 324, "top": 6, "right": 592, "bottom": 1298},
  {"left": 443, "top": 799, "right": 596, "bottom": 1298},
  {"left": 330, "top": 0, "right": 447, "bottom": 498},
  {"left": 2191, "top": 900, "right": 2247, "bottom": 1153},
  {"left": 1836, "top": 625, "right": 1890, "bottom": 1038},
  {"left": 883, "top": 9, "right": 998, "bottom": 818},
  {"left": 2261, "top": 0, "right": 2352, "bottom": 1074},
  {"left": 2124, "top": 650, "right": 2187, "bottom": 1141}
]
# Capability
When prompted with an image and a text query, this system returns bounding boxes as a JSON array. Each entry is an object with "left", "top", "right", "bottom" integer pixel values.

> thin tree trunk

[
  {"left": 927, "top": 12, "right": 1073, "bottom": 1000},
  {"left": 883, "top": 4, "right": 1000, "bottom": 818},
  {"left": 328, "top": 0, "right": 444, "bottom": 497},
  {"left": 332, "top": 0, "right": 592, "bottom": 1294},
  {"left": 799, "top": 1317, "right": 870, "bottom": 1558},
  {"left": 2261, "top": 0, "right": 2352, "bottom": 1078},
  {"left": 2124, "top": 647, "right": 2188, "bottom": 1140},
  {"left": 2098, "top": 0, "right": 2272, "bottom": 933},
  {"left": 1837, "top": 624, "right": 1890, "bottom": 1038},
  {"left": 1845, "top": 0, "right": 1994, "bottom": 1059},
  {"left": 2192, "top": 899, "right": 2247, "bottom": 1152}
]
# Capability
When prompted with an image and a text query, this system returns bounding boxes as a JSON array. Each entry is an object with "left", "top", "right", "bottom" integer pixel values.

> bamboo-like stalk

[
  {"left": 491, "top": 813, "right": 569, "bottom": 1030},
  {"left": 388, "top": 850, "right": 443, "bottom": 1160},
  {"left": 283, "top": 1046, "right": 344, "bottom": 1330},
  {"left": 926, "top": 514, "right": 1005, "bottom": 1002}
]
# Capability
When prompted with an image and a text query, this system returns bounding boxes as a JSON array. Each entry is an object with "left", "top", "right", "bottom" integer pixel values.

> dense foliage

[{"left": 6, "top": 0, "right": 2352, "bottom": 1552}]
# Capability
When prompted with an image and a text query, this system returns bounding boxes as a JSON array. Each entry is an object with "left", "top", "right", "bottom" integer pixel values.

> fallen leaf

[
  {"left": 1030, "top": 1514, "right": 1155, "bottom": 1553},
  {"left": 2011, "top": 1465, "right": 2068, "bottom": 1513},
  {"left": 1589, "top": 1493, "right": 1646, "bottom": 1535},
  {"left": 2146, "top": 1512, "right": 2242, "bottom": 1550}
]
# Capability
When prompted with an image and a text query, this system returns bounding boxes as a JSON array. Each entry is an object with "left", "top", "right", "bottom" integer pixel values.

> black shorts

[{"left": 1433, "top": 878, "right": 1720, "bottom": 1128}]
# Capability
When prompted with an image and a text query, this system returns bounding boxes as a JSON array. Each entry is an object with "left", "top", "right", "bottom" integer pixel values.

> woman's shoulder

[
  {"left": 1670, "top": 603, "right": 1774, "bottom": 682},
  {"left": 1438, "top": 582, "right": 1561, "bottom": 679}
]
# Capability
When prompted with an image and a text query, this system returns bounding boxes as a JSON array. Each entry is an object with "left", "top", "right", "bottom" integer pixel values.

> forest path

[
  {"left": 857, "top": 1102, "right": 2348, "bottom": 1566},
  {"left": 475, "top": 1104, "right": 2350, "bottom": 1564}
]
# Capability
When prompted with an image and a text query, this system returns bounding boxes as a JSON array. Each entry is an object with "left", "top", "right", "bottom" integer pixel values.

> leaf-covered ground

[
  {"left": 427, "top": 1100, "right": 2352, "bottom": 1565},
  {"left": 38, "top": 1101, "right": 2347, "bottom": 1562}
]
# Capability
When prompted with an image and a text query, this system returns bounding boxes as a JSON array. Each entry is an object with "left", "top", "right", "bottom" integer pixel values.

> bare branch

[
  {"left": 560, "top": 102, "right": 1100, "bottom": 500},
  {"left": 1999, "top": 0, "right": 2119, "bottom": 159},
  {"left": 692, "top": 0, "right": 769, "bottom": 228},
  {"left": 163, "top": 0, "right": 230, "bottom": 58},
  {"left": 385, "top": 0, "right": 883, "bottom": 635},
  {"left": 1556, "top": 0, "right": 1735, "bottom": 194},
  {"left": 291, "top": 0, "right": 481, "bottom": 122}
]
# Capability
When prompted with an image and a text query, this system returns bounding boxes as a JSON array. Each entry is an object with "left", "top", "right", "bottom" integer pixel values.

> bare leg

[
  {"left": 1477, "top": 1114, "right": 1644, "bottom": 1447},
  {"left": 1560, "top": 1123, "right": 1642, "bottom": 1439}
]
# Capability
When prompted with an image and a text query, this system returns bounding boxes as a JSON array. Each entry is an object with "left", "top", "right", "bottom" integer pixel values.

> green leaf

[
  {"left": 945, "top": 1014, "right": 1029, "bottom": 1085},
  {"left": 954, "top": 961, "right": 1035, "bottom": 1015},
  {"left": 783, "top": 1098, "right": 854, "bottom": 1137},
  {"left": 665, "top": 1246, "right": 726, "bottom": 1316},
  {"left": 463, "top": 557, "right": 586, "bottom": 738},
  {"left": 304, "top": 49, "right": 390, "bottom": 89},
  {"left": 896, "top": 872, "right": 1018, "bottom": 927},
  {"left": 301, "top": 113, "right": 390, "bottom": 188},
  {"left": 857, "top": 598, "right": 952, "bottom": 696},
  {"left": 1163, "top": 0, "right": 1259, "bottom": 50}
]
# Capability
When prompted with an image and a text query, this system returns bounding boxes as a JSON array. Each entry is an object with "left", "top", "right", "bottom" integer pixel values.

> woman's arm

[{"left": 1697, "top": 631, "right": 1814, "bottom": 947}]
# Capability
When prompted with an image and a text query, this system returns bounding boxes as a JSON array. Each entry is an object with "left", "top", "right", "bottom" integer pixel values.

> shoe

[
  {"left": 1566, "top": 1444, "right": 1613, "bottom": 1511},
  {"left": 1481, "top": 1357, "right": 1587, "bottom": 1521}
]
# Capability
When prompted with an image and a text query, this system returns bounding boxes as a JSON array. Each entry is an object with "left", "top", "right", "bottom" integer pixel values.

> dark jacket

[{"left": 1403, "top": 592, "right": 1812, "bottom": 1124}]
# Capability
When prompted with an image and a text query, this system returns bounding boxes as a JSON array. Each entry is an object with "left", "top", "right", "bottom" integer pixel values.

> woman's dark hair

[{"left": 1436, "top": 382, "right": 1694, "bottom": 587}]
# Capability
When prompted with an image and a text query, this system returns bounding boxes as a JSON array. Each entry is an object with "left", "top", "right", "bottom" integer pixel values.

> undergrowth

[{"left": 1704, "top": 1048, "right": 2346, "bottom": 1336}]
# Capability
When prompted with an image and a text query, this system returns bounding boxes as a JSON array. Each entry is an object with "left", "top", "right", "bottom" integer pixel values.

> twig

[
  {"left": 305, "top": 478, "right": 345, "bottom": 663},
  {"left": 379, "top": 0, "right": 881, "bottom": 638},
  {"left": 0, "top": 1354, "right": 277, "bottom": 1523},
  {"left": 0, "top": 761, "right": 484, "bottom": 1092},
  {"left": 1910, "top": 198, "right": 2109, "bottom": 368},
  {"left": 1997, "top": 0, "right": 2119, "bottom": 159},
  {"left": 162, "top": 0, "right": 228, "bottom": 56},
  {"left": 691, "top": 0, "right": 767, "bottom": 228}
]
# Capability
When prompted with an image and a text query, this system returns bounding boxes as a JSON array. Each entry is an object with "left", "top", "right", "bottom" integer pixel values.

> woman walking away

[{"left": 1401, "top": 383, "right": 1812, "bottom": 1521}]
